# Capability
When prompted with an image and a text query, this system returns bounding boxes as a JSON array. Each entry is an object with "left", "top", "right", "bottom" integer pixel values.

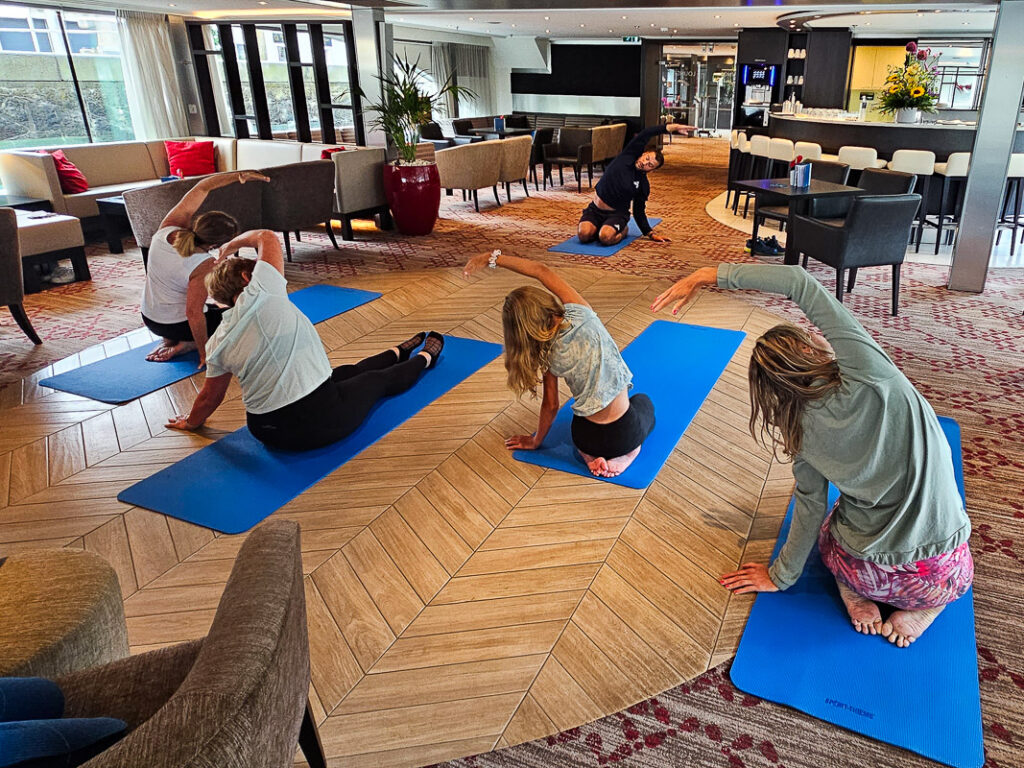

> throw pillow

[
  {"left": 0, "top": 679, "right": 63, "bottom": 723},
  {"left": 165, "top": 140, "right": 217, "bottom": 177},
  {"left": 49, "top": 151, "right": 88, "bottom": 194},
  {"left": 320, "top": 147, "right": 347, "bottom": 160},
  {"left": 0, "top": 718, "right": 126, "bottom": 767}
]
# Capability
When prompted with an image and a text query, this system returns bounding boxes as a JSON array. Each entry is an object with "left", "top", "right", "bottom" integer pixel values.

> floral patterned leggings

[{"left": 818, "top": 513, "right": 974, "bottom": 611}]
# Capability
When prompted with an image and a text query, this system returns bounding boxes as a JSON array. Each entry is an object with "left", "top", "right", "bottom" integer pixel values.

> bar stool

[
  {"left": 888, "top": 150, "right": 936, "bottom": 252},
  {"left": 793, "top": 141, "right": 822, "bottom": 162},
  {"left": 734, "top": 134, "right": 771, "bottom": 216},
  {"left": 996, "top": 153, "right": 1024, "bottom": 256},
  {"left": 768, "top": 137, "right": 795, "bottom": 177},
  {"left": 929, "top": 152, "right": 970, "bottom": 255},
  {"left": 726, "top": 130, "right": 749, "bottom": 209}
]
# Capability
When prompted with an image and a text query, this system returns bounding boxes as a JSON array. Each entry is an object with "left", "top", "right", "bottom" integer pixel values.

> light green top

[{"left": 717, "top": 264, "right": 970, "bottom": 590}]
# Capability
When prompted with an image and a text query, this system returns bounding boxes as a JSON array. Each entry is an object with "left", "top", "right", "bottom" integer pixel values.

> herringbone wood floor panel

[{"left": 0, "top": 264, "right": 794, "bottom": 768}]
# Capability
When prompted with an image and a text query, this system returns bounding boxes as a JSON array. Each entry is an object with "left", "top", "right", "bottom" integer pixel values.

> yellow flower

[{"left": 911, "top": 87, "right": 925, "bottom": 98}]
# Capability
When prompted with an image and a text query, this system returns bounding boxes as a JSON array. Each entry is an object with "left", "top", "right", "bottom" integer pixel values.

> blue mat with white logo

[
  {"left": 39, "top": 285, "right": 380, "bottom": 404},
  {"left": 731, "top": 416, "right": 982, "bottom": 768}
]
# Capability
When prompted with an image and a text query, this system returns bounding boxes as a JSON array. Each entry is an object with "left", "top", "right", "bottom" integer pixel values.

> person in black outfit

[{"left": 578, "top": 122, "right": 693, "bottom": 247}]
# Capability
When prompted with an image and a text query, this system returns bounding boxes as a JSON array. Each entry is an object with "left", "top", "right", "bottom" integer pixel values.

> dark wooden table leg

[
  {"left": 298, "top": 702, "right": 327, "bottom": 768},
  {"left": 101, "top": 211, "right": 124, "bottom": 254},
  {"left": 784, "top": 198, "right": 805, "bottom": 266}
]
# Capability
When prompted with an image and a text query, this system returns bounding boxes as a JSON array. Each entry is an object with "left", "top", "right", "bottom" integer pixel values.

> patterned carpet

[{"left": 2, "top": 139, "right": 1022, "bottom": 767}]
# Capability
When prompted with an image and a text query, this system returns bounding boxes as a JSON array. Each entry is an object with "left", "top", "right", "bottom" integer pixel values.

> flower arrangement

[{"left": 878, "top": 42, "right": 941, "bottom": 116}]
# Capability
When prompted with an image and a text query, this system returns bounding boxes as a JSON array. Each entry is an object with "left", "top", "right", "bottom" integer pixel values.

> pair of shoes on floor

[
  {"left": 744, "top": 236, "right": 784, "bottom": 257},
  {"left": 40, "top": 264, "right": 76, "bottom": 285},
  {"left": 399, "top": 331, "right": 445, "bottom": 369}
]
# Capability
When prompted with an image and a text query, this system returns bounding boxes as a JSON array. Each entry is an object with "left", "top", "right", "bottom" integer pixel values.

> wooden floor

[{"left": 0, "top": 264, "right": 794, "bottom": 768}]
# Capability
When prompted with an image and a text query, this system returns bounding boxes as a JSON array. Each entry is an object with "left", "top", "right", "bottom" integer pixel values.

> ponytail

[
  {"left": 173, "top": 228, "right": 200, "bottom": 258},
  {"left": 174, "top": 211, "right": 240, "bottom": 259}
]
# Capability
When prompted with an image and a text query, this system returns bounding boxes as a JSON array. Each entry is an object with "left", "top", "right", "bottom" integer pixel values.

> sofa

[{"left": 52, "top": 520, "right": 325, "bottom": 768}]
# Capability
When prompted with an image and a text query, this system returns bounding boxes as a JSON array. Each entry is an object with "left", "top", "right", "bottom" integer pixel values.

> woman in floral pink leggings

[{"left": 653, "top": 264, "right": 973, "bottom": 648}]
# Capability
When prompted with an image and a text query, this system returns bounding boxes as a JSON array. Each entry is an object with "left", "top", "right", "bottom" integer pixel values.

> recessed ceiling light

[
  {"left": 734, "top": 23, "right": 739, "bottom": 27},
  {"left": 715, "top": 15, "right": 721, "bottom": 19},
  {"left": 865, "top": 22, "right": 871, "bottom": 25},
  {"left": 962, "top": 21, "right": 969, "bottom": 24},
  {"left": 544, "top": 16, "right": 549, "bottom": 20},
  {"left": 468, "top": 16, "right": 474, "bottom": 20},
  {"left": 545, "top": 29, "right": 550, "bottom": 33},
  {"left": 609, "top": 29, "right": 613, "bottom": 33},
  {"left": 580, "top": 23, "right": 585, "bottom": 27},
  {"left": 934, "top": 9, "right": 941, "bottom": 12},
  {"left": 673, "top": 29, "right": 678, "bottom": 33},
  {"left": 917, "top": 12, "right": 923, "bottom": 16},
  {"left": 651, "top": 23, "right": 656, "bottom": 27},
  {"left": 511, "top": 23, "right": 516, "bottom": 27},
  {"left": 257, "top": 1, "right": 267, "bottom": 4}
]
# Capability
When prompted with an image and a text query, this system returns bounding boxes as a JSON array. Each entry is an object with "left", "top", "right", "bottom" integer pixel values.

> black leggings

[
  {"left": 247, "top": 349, "right": 428, "bottom": 452},
  {"left": 142, "top": 306, "right": 225, "bottom": 343},
  {"left": 570, "top": 393, "right": 655, "bottom": 459}
]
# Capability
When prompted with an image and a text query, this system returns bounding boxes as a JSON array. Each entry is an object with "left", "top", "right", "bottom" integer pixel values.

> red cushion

[
  {"left": 320, "top": 147, "right": 347, "bottom": 160},
  {"left": 50, "top": 150, "right": 88, "bottom": 194},
  {"left": 164, "top": 140, "right": 217, "bottom": 177}
]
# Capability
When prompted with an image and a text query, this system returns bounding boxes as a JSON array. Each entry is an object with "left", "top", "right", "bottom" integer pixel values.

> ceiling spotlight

[
  {"left": 734, "top": 23, "right": 739, "bottom": 27},
  {"left": 673, "top": 29, "right": 678, "bottom": 33},
  {"left": 580, "top": 23, "right": 585, "bottom": 27},
  {"left": 545, "top": 29, "right": 550, "bottom": 33},
  {"left": 468, "top": 16, "right": 474, "bottom": 21},
  {"left": 651, "top": 23, "right": 656, "bottom": 27},
  {"left": 622, "top": 16, "right": 627, "bottom": 20},
  {"left": 962, "top": 21, "right": 969, "bottom": 25},
  {"left": 544, "top": 16, "right": 549, "bottom": 20},
  {"left": 917, "top": 12, "right": 923, "bottom": 16},
  {"left": 511, "top": 23, "right": 516, "bottom": 27},
  {"left": 934, "top": 9, "right": 941, "bottom": 12},
  {"left": 609, "top": 28, "right": 613, "bottom": 33},
  {"left": 715, "top": 15, "right": 721, "bottom": 19},
  {"left": 865, "top": 22, "right": 871, "bottom": 25}
]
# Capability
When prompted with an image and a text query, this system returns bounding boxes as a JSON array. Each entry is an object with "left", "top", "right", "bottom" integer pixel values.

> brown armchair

[
  {"left": 1, "top": 207, "right": 41, "bottom": 344},
  {"left": 259, "top": 160, "right": 339, "bottom": 261},
  {"left": 55, "top": 520, "right": 325, "bottom": 768},
  {"left": 497, "top": 135, "right": 533, "bottom": 202},
  {"left": 542, "top": 127, "right": 594, "bottom": 193},
  {"left": 435, "top": 141, "right": 503, "bottom": 211}
]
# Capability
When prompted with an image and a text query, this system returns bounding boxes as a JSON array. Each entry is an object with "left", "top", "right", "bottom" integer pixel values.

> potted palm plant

[{"left": 362, "top": 57, "right": 472, "bottom": 235}]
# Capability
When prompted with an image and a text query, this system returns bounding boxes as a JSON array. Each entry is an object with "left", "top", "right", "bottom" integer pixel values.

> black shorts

[
  {"left": 579, "top": 202, "right": 630, "bottom": 234},
  {"left": 571, "top": 393, "right": 656, "bottom": 459},
  {"left": 142, "top": 306, "right": 224, "bottom": 343}
]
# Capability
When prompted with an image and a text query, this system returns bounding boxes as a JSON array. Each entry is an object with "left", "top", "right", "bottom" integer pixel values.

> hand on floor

[
  {"left": 720, "top": 563, "right": 779, "bottom": 594},
  {"left": 505, "top": 434, "right": 540, "bottom": 450}
]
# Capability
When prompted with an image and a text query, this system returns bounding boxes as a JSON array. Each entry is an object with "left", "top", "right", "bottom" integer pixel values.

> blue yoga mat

[
  {"left": 513, "top": 321, "right": 746, "bottom": 489},
  {"left": 39, "top": 285, "right": 381, "bottom": 404},
  {"left": 731, "top": 416, "right": 983, "bottom": 768},
  {"left": 117, "top": 336, "right": 502, "bottom": 534},
  {"left": 548, "top": 218, "right": 662, "bottom": 257}
]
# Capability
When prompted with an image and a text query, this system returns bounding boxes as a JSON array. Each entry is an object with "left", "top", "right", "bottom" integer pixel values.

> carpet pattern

[{"left": 2, "top": 139, "right": 1022, "bottom": 767}]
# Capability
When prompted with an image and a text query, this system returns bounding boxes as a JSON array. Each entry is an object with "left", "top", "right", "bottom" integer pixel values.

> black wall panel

[{"left": 511, "top": 44, "right": 641, "bottom": 97}]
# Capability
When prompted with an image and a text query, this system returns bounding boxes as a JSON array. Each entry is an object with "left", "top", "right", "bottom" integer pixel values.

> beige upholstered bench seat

[{"left": 15, "top": 209, "right": 84, "bottom": 257}]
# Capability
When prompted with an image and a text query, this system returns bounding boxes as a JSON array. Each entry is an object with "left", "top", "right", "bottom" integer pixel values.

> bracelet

[{"left": 488, "top": 249, "right": 501, "bottom": 269}]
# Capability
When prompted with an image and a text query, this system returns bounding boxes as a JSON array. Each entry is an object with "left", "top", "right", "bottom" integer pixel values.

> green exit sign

[{"left": 622, "top": 36, "right": 640, "bottom": 42}]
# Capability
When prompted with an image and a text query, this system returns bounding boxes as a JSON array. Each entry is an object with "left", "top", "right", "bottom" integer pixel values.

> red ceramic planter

[{"left": 382, "top": 162, "right": 441, "bottom": 236}]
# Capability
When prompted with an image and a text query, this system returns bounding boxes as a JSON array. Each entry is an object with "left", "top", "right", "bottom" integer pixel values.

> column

[
  {"left": 350, "top": 7, "right": 393, "bottom": 147},
  {"left": 948, "top": 0, "right": 1024, "bottom": 292}
]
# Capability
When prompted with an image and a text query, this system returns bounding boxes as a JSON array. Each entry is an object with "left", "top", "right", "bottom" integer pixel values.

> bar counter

[{"left": 768, "top": 113, "right": 1024, "bottom": 162}]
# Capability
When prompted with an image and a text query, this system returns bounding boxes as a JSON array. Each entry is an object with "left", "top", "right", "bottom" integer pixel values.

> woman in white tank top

[{"left": 140, "top": 171, "right": 267, "bottom": 368}]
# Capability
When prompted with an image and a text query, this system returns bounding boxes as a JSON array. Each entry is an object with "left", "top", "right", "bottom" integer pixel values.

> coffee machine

[{"left": 740, "top": 63, "right": 777, "bottom": 105}]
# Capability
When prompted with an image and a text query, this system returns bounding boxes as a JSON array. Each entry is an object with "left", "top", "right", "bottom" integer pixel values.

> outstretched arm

[
  {"left": 219, "top": 229, "right": 285, "bottom": 276},
  {"left": 506, "top": 371, "right": 560, "bottom": 451},
  {"left": 166, "top": 372, "right": 232, "bottom": 431},
  {"left": 464, "top": 251, "right": 588, "bottom": 307},
  {"left": 184, "top": 259, "right": 216, "bottom": 369},
  {"left": 160, "top": 171, "right": 269, "bottom": 230}
]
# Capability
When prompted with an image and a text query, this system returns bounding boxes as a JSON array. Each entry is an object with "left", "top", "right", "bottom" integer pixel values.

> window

[
  {"left": 63, "top": 11, "right": 132, "bottom": 142},
  {"left": 921, "top": 40, "right": 988, "bottom": 111}
]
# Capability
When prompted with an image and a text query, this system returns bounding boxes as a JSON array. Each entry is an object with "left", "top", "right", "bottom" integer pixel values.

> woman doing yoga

[
  {"left": 465, "top": 250, "right": 655, "bottom": 477},
  {"left": 142, "top": 171, "right": 268, "bottom": 366},
  {"left": 166, "top": 229, "right": 444, "bottom": 451},
  {"left": 652, "top": 264, "right": 973, "bottom": 648}
]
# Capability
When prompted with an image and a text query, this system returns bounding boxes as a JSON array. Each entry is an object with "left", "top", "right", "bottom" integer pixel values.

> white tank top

[{"left": 140, "top": 227, "right": 214, "bottom": 324}]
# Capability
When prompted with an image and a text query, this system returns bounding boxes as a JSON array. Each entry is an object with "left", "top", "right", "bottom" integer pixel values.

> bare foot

[
  {"left": 836, "top": 580, "right": 883, "bottom": 636},
  {"left": 882, "top": 605, "right": 945, "bottom": 648},
  {"left": 146, "top": 340, "right": 196, "bottom": 362},
  {"left": 578, "top": 445, "right": 641, "bottom": 478}
]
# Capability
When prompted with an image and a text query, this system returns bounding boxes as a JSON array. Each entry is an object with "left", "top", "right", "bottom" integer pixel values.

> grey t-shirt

[
  {"left": 717, "top": 264, "right": 970, "bottom": 590},
  {"left": 547, "top": 303, "right": 633, "bottom": 417}
]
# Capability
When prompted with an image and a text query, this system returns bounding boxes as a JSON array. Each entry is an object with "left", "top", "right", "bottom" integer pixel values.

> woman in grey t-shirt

[{"left": 464, "top": 251, "right": 655, "bottom": 477}]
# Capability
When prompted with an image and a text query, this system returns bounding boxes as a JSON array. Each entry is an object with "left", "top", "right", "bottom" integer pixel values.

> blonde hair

[
  {"left": 173, "top": 211, "right": 239, "bottom": 259},
  {"left": 748, "top": 324, "right": 842, "bottom": 458},
  {"left": 205, "top": 257, "right": 256, "bottom": 307},
  {"left": 502, "top": 286, "right": 567, "bottom": 398}
]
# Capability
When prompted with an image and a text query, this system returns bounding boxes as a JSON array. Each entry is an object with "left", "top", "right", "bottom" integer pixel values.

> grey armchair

[
  {"left": 451, "top": 119, "right": 483, "bottom": 143},
  {"left": 792, "top": 193, "right": 921, "bottom": 315},
  {"left": 55, "top": 520, "right": 325, "bottom": 768},
  {"left": 808, "top": 167, "right": 918, "bottom": 220},
  {"left": 497, "top": 135, "right": 533, "bottom": 202},
  {"left": 420, "top": 122, "right": 454, "bottom": 151},
  {"left": 1, "top": 207, "right": 41, "bottom": 344},
  {"left": 528, "top": 128, "right": 554, "bottom": 190},
  {"left": 259, "top": 160, "right": 339, "bottom": 261},
  {"left": 124, "top": 177, "right": 263, "bottom": 267},
  {"left": 542, "top": 127, "right": 594, "bottom": 192}
]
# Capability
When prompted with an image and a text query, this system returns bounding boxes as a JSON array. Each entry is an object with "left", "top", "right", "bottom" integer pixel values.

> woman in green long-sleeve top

[{"left": 652, "top": 264, "right": 973, "bottom": 648}]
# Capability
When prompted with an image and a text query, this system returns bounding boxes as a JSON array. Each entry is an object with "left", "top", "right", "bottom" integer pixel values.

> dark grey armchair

[
  {"left": 1, "top": 207, "right": 41, "bottom": 344},
  {"left": 55, "top": 520, "right": 325, "bottom": 768},
  {"left": 451, "top": 119, "right": 483, "bottom": 143},
  {"left": 259, "top": 160, "right": 339, "bottom": 261},
  {"left": 752, "top": 160, "right": 851, "bottom": 245},
  {"left": 124, "top": 178, "right": 263, "bottom": 267},
  {"left": 529, "top": 128, "right": 554, "bottom": 190},
  {"left": 542, "top": 127, "right": 594, "bottom": 193},
  {"left": 808, "top": 167, "right": 918, "bottom": 220},
  {"left": 792, "top": 193, "right": 921, "bottom": 315},
  {"left": 420, "top": 122, "right": 454, "bottom": 151}
]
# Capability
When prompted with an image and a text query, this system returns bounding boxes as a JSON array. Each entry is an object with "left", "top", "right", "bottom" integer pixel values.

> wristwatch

[{"left": 488, "top": 249, "right": 501, "bottom": 269}]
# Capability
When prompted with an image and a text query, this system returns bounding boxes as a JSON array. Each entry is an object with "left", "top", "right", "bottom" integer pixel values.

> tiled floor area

[{"left": 0, "top": 262, "right": 795, "bottom": 767}]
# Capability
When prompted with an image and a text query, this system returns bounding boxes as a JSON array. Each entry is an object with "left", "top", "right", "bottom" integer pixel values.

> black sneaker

[
  {"left": 744, "top": 238, "right": 755, "bottom": 253},
  {"left": 752, "top": 238, "right": 776, "bottom": 256},
  {"left": 765, "top": 236, "right": 784, "bottom": 255}
]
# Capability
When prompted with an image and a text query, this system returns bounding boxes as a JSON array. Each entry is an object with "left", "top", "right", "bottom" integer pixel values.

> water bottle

[{"left": 859, "top": 97, "right": 868, "bottom": 121}]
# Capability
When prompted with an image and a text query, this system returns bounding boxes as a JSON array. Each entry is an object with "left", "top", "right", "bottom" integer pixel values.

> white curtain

[
  {"left": 430, "top": 43, "right": 456, "bottom": 120},
  {"left": 116, "top": 10, "right": 189, "bottom": 140},
  {"left": 451, "top": 44, "right": 493, "bottom": 117}
]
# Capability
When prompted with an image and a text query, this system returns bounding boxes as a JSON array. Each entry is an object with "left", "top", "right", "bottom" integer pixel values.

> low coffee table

[
  {"left": 468, "top": 127, "right": 535, "bottom": 140},
  {"left": 733, "top": 178, "right": 864, "bottom": 264},
  {"left": 15, "top": 209, "right": 90, "bottom": 293},
  {"left": 96, "top": 196, "right": 129, "bottom": 254}
]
